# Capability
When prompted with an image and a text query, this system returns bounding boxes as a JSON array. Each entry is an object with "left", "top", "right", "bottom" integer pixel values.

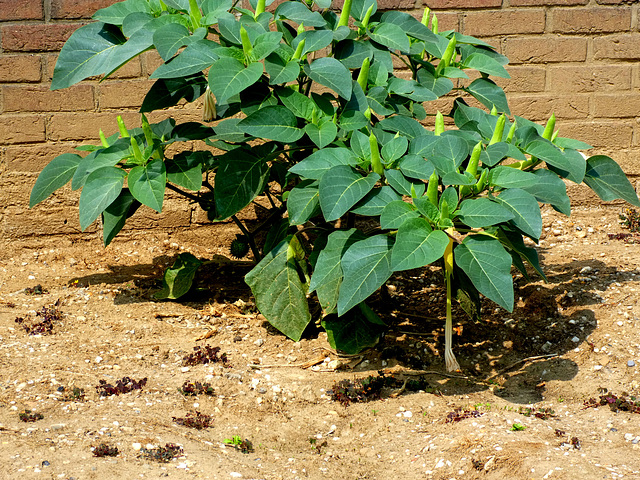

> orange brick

[
  {"left": 504, "top": 36, "right": 587, "bottom": 64},
  {"left": 47, "top": 112, "right": 140, "bottom": 141},
  {"left": 1, "top": 23, "right": 81, "bottom": 52},
  {"left": 550, "top": 7, "right": 631, "bottom": 34},
  {"left": 594, "top": 34, "right": 640, "bottom": 60},
  {"left": 462, "top": 10, "right": 545, "bottom": 37},
  {"left": 98, "top": 80, "right": 156, "bottom": 109},
  {"left": 51, "top": 0, "right": 119, "bottom": 19},
  {"left": 0, "top": 115, "right": 46, "bottom": 144},
  {"left": 421, "top": 0, "right": 501, "bottom": 8},
  {"left": 509, "top": 94, "right": 589, "bottom": 121},
  {"left": 141, "top": 50, "right": 165, "bottom": 77},
  {"left": 593, "top": 93, "right": 640, "bottom": 118},
  {"left": 3, "top": 85, "right": 94, "bottom": 112},
  {"left": 548, "top": 65, "right": 631, "bottom": 93},
  {"left": 0, "top": 55, "right": 42, "bottom": 83},
  {"left": 0, "top": 0, "right": 43, "bottom": 21},
  {"left": 500, "top": 66, "right": 546, "bottom": 93},
  {"left": 560, "top": 121, "right": 632, "bottom": 148},
  {"left": 511, "top": 0, "right": 586, "bottom": 4}
]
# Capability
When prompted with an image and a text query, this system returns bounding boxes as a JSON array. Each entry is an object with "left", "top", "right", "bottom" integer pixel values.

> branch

[{"left": 166, "top": 183, "right": 200, "bottom": 202}]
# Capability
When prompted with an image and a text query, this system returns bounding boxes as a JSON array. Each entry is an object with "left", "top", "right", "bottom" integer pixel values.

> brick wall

[{"left": 1, "top": 0, "right": 638, "bottom": 245}]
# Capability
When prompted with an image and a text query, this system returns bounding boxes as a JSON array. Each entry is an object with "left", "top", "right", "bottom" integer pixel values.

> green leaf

[
  {"left": 154, "top": 252, "right": 203, "bottom": 300},
  {"left": 79, "top": 166, "right": 127, "bottom": 231},
  {"left": 150, "top": 39, "right": 220, "bottom": 78},
  {"left": 305, "top": 119, "right": 338, "bottom": 149},
  {"left": 319, "top": 166, "right": 379, "bottom": 221},
  {"left": 381, "top": 136, "right": 408, "bottom": 164},
  {"left": 274, "top": 1, "right": 327, "bottom": 27},
  {"left": 378, "top": 116, "right": 426, "bottom": 139},
  {"left": 201, "top": 0, "right": 232, "bottom": 24},
  {"left": 338, "top": 110, "right": 369, "bottom": 131},
  {"left": 154, "top": 23, "right": 197, "bottom": 61},
  {"left": 463, "top": 53, "right": 510, "bottom": 78},
  {"left": 385, "top": 169, "right": 425, "bottom": 197},
  {"left": 93, "top": 0, "right": 152, "bottom": 25},
  {"left": 51, "top": 22, "right": 126, "bottom": 90},
  {"left": 289, "top": 147, "right": 359, "bottom": 180},
  {"left": 495, "top": 188, "right": 542, "bottom": 241},
  {"left": 30, "top": 153, "right": 83, "bottom": 207},
  {"left": 489, "top": 166, "right": 538, "bottom": 189},
  {"left": 310, "top": 229, "right": 365, "bottom": 314},
  {"left": 141, "top": 74, "right": 208, "bottom": 112},
  {"left": 250, "top": 31, "right": 284, "bottom": 62},
  {"left": 525, "top": 139, "right": 585, "bottom": 183},
  {"left": 101, "top": 188, "right": 141, "bottom": 247},
  {"left": 369, "top": 23, "right": 410, "bottom": 53},
  {"left": 496, "top": 226, "right": 547, "bottom": 282},
  {"left": 457, "top": 197, "right": 514, "bottom": 228},
  {"left": 398, "top": 154, "right": 434, "bottom": 180},
  {"left": 522, "top": 168, "right": 571, "bottom": 216},
  {"left": 238, "top": 105, "right": 303, "bottom": 143},
  {"left": 128, "top": 158, "right": 167, "bottom": 212},
  {"left": 454, "top": 235, "right": 514, "bottom": 311},
  {"left": 293, "top": 30, "right": 333, "bottom": 56},
  {"left": 208, "top": 58, "right": 263, "bottom": 103},
  {"left": 305, "top": 57, "right": 352, "bottom": 100},
  {"left": 265, "top": 48, "right": 300, "bottom": 85},
  {"left": 214, "top": 151, "right": 268, "bottom": 219},
  {"left": 277, "top": 87, "right": 316, "bottom": 121},
  {"left": 416, "top": 69, "right": 454, "bottom": 97},
  {"left": 166, "top": 151, "right": 207, "bottom": 191},
  {"left": 245, "top": 236, "right": 312, "bottom": 341},
  {"left": 465, "top": 78, "right": 510, "bottom": 115},
  {"left": 322, "top": 303, "right": 386, "bottom": 354},
  {"left": 351, "top": 186, "right": 402, "bottom": 216},
  {"left": 380, "top": 200, "right": 419, "bottom": 230},
  {"left": 338, "top": 235, "right": 394, "bottom": 315},
  {"left": 584, "top": 155, "right": 640, "bottom": 207},
  {"left": 72, "top": 139, "right": 131, "bottom": 190},
  {"left": 287, "top": 179, "right": 320, "bottom": 225},
  {"left": 334, "top": 40, "right": 374, "bottom": 69},
  {"left": 391, "top": 219, "right": 449, "bottom": 271}
]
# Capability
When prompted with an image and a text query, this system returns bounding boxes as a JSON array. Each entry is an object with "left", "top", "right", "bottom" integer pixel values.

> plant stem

[
  {"left": 444, "top": 234, "right": 461, "bottom": 372},
  {"left": 166, "top": 183, "right": 200, "bottom": 203},
  {"left": 231, "top": 215, "right": 261, "bottom": 262}
]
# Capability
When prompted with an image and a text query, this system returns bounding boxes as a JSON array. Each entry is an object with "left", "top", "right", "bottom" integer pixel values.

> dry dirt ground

[{"left": 1, "top": 204, "right": 640, "bottom": 480}]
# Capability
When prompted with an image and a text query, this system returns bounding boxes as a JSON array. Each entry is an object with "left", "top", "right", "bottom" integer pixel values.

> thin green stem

[{"left": 231, "top": 215, "right": 261, "bottom": 262}]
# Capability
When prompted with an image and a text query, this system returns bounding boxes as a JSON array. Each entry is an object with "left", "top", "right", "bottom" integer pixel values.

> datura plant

[{"left": 30, "top": 0, "right": 640, "bottom": 370}]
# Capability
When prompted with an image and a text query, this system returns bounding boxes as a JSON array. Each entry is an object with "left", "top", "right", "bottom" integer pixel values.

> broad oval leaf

[
  {"left": 239, "top": 105, "right": 303, "bottom": 143},
  {"left": 305, "top": 57, "right": 352, "bottom": 100},
  {"left": 128, "top": 158, "right": 167, "bottom": 212},
  {"left": 289, "top": 147, "right": 359, "bottom": 180},
  {"left": 584, "top": 155, "right": 640, "bottom": 207},
  {"left": 351, "top": 186, "right": 402, "bottom": 216},
  {"left": 454, "top": 235, "right": 514, "bottom": 311},
  {"left": 30, "top": 153, "right": 83, "bottom": 207},
  {"left": 319, "top": 166, "right": 379, "bottom": 221},
  {"left": 495, "top": 188, "right": 542, "bottom": 241},
  {"left": 522, "top": 169, "right": 571, "bottom": 216},
  {"left": 457, "top": 197, "right": 514, "bottom": 228},
  {"left": 208, "top": 58, "right": 263, "bottom": 103},
  {"left": 322, "top": 303, "right": 386, "bottom": 354},
  {"left": 101, "top": 188, "right": 141, "bottom": 247},
  {"left": 489, "top": 166, "right": 538, "bottom": 189},
  {"left": 463, "top": 53, "right": 510, "bottom": 78},
  {"left": 79, "top": 166, "right": 127, "bottom": 231},
  {"left": 369, "top": 23, "right": 410, "bottom": 53},
  {"left": 465, "top": 78, "right": 510, "bottom": 115},
  {"left": 380, "top": 200, "right": 419, "bottom": 230},
  {"left": 150, "top": 39, "right": 219, "bottom": 78},
  {"left": 391, "top": 219, "right": 449, "bottom": 271},
  {"left": 287, "top": 179, "right": 320, "bottom": 225},
  {"left": 166, "top": 151, "right": 207, "bottom": 191},
  {"left": 154, "top": 252, "right": 203, "bottom": 300},
  {"left": 525, "top": 139, "right": 585, "bottom": 184},
  {"left": 305, "top": 120, "right": 338, "bottom": 149}
]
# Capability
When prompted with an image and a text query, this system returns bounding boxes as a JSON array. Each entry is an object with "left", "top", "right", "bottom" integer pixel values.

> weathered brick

[
  {"left": 6, "top": 143, "right": 79, "bottom": 173},
  {"left": 421, "top": 0, "right": 501, "bottom": 8},
  {"left": 429, "top": 11, "right": 458, "bottom": 31},
  {"left": 4, "top": 203, "right": 94, "bottom": 237},
  {"left": 0, "top": 115, "right": 46, "bottom": 144},
  {"left": 2, "top": 24, "right": 80, "bottom": 52},
  {"left": 98, "top": 80, "right": 155, "bottom": 109},
  {"left": 376, "top": 0, "right": 416, "bottom": 9},
  {"left": 509, "top": 94, "right": 589, "bottom": 121},
  {"left": 3, "top": 85, "right": 94, "bottom": 112},
  {"left": 141, "top": 50, "right": 165, "bottom": 77},
  {"left": 47, "top": 112, "right": 140, "bottom": 141},
  {"left": 510, "top": 0, "right": 586, "bottom": 4},
  {"left": 594, "top": 34, "right": 640, "bottom": 60},
  {"left": 463, "top": 10, "right": 545, "bottom": 37},
  {"left": 596, "top": 0, "right": 636, "bottom": 4},
  {"left": 0, "top": 55, "right": 42, "bottom": 83},
  {"left": 0, "top": 0, "right": 44, "bottom": 21},
  {"left": 466, "top": 66, "right": 546, "bottom": 93},
  {"left": 548, "top": 65, "right": 631, "bottom": 93},
  {"left": 593, "top": 93, "right": 640, "bottom": 118},
  {"left": 51, "top": 0, "right": 118, "bottom": 19},
  {"left": 560, "top": 121, "right": 632, "bottom": 148},
  {"left": 550, "top": 7, "right": 631, "bottom": 34},
  {"left": 504, "top": 36, "right": 587, "bottom": 64}
]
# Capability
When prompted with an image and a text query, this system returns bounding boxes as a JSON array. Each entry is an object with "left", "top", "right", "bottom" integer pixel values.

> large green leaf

[
  {"left": 128, "top": 158, "right": 167, "bottom": 212},
  {"left": 322, "top": 303, "right": 386, "bottom": 354},
  {"left": 30, "top": 153, "right": 83, "bottom": 207},
  {"left": 93, "top": 0, "right": 152, "bottom": 25},
  {"left": 385, "top": 169, "right": 425, "bottom": 197},
  {"left": 288, "top": 147, "right": 359, "bottom": 180},
  {"left": 489, "top": 166, "right": 538, "bottom": 189},
  {"left": 351, "top": 186, "right": 402, "bottom": 216},
  {"left": 463, "top": 53, "right": 510, "bottom": 78},
  {"left": 369, "top": 23, "right": 410, "bottom": 53},
  {"left": 277, "top": 87, "right": 316, "bottom": 121},
  {"left": 293, "top": 30, "right": 333, "bottom": 56},
  {"left": 101, "top": 188, "right": 141, "bottom": 247},
  {"left": 166, "top": 151, "right": 207, "bottom": 191},
  {"left": 78, "top": 166, "right": 127, "bottom": 231},
  {"left": 310, "top": 229, "right": 364, "bottom": 314},
  {"left": 465, "top": 78, "right": 510, "bottom": 115},
  {"left": 208, "top": 58, "right": 263, "bottom": 103},
  {"left": 496, "top": 226, "right": 547, "bottom": 282},
  {"left": 154, "top": 252, "right": 203, "bottom": 300},
  {"left": 214, "top": 151, "right": 268, "bottom": 220},
  {"left": 391, "top": 218, "right": 449, "bottom": 271},
  {"left": 51, "top": 22, "right": 126, "bottom": 90},
  {"left": 457, "top": 197, "right": 514, "bottom": 228},
  {"left": 274, "top": 1, "right": 327, "bottom": 27},
  {"left": 150, "top": 40, "right": 220, "bottom": 78},
  {"left": 416, "top": 69, "right": 454, "bottom": 98},
  {"left": 305, "top": 119, "right": 337, "bottom": 149},
  {"left": 245, "top": 236, "right": 311, "bottom": 341},
  {"left": 454, "top": 235, "right": 514, "bottom": 311},
  {"left": 319, "top": 166, "right": 379, "bottom": 221},
  {"left": 522, "top": 168, "right": 571, "bottom": 216},
  {"left": 525, "top": 139, "right": 585, "bottom": 183},
  {"left": 305, "top": 57, "right": 352, "bottom": 100},
  {"left": 337, "top": 235, "right": 394, "bottom": 315},
  {"left": 380, "top": 200, "right": 419, "bottom": 230},
  {"left": 238, "top": 105, "right": 303, "bottom": 143},
  {"left": 287, "top": 179, "right": 320, "bottom": 225},
  {"left": 154, "top": 22, "right": 200, "bottom": 61},
  {"left": 250, "top": 31, "right": 284, "bottom": 62},
  {"left": 265, "top": 49, "right": 300, "bottom": 85},
  {"left": 495, "top": 188, "right": 542, "bottom": 241},
  {"left": 72, "top": 139, "right": 131, "bottom": 190},
  {"left": 584, "top": 155, "right": 640, "bottom": 207}
]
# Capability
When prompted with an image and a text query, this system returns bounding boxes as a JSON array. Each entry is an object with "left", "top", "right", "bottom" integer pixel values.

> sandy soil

[{"left": 1, "top": 205, "right": 640, "bottom": 480}]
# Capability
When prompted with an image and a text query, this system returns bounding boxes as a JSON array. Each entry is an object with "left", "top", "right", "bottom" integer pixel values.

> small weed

[
  {"left": 518, "top": 406, "right": 556, "bottom": 420},
  {"left": 96, "top": 377, "right": 147, "bottom": 397},
  {"left": 15, "top": 305, "right": 62, "bottom": 335},
  {"left": 474, "top": 402, "right": 492, "bottom": 411},
  {"left": 178, "top": 381, "right": 215, "bottom": 396},
  {"left": 309, "top": 437, "right": 328, "bottom": 454},
  {"left": 24, "top": 284, "right": 47, "bottom": 295},
  {"left": 223, "top": 435, "right": 254, "bottom": 453},
  {"left": 92, "top": 443, "right": 119, "bottom": 457},
  {"left": 139, "top": 443, "right": 183, "bottom": 462},
  {"left": 445, "top": 407, "right": 483, "bottom": 423},
  {"left": 583, "top": 390, "right": 640, "bottom": 414},
  {"left": 58, "top": 386, "right": 85, "bottom": 401},
  {"left": 19, "top": 410, "right": 44, "bottom": 422},
  {"left": 619, "top": 208, "right": 640, "bottom": 232},
  {"left": 172, "top": 411, "right": 214, "bottom": 430},
  {"left": 328, "top": 373, "right": 437, "bottom": 406},
  {"left": 511, "top": 422, "right": 526, "bottom": 431},
  {"left": 182, "top": 345, "right": 230, "bottom": 367}
]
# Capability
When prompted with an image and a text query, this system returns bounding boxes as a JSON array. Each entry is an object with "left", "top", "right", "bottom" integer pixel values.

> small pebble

[
  {"left": 625, "top": 433, "right": 634, "bottom": 441},
  {"left": 571, "top": 336, "right": 580, "bottom": 343},
  {"left": 628, "top": 360, "right": 636, "bottom": 368}
]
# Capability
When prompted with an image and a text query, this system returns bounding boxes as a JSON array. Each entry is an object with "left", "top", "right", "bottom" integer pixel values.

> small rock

[
  {"left": 181, "top": 367, "right": 190, "bottom": 373},
  {"left": 541, "top": 341, "right": 553, "bottom": 352},
  {"left": 51, "top": 424, "right": 66, "bottom": 431},
  {"left": 625, "top": 433, "right": 634, "bottom": 441},
  {"left": 132, "top": 443, "right": 142, "bottom": 451},
  {"left": 229, "top": 473, "right": 243, "bottom": 478},
  {"left": 571, "top": 336, "right": 580, "bottom": 343},
  {"left": 253, "top": 339, "right": 265, "bottom": 347},
  {"left": 628, "top": 360, "right": 636, "bottom": 368}
]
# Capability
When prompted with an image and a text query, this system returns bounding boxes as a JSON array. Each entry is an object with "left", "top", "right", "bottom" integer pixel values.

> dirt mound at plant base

[{"left": 0, "top": 206, "right": 639, "bottom": 480}]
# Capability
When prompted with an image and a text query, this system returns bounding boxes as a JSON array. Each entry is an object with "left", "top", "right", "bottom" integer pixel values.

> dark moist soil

[{"left": 1, "top": 204, "right": 640, "bottom": 480}]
